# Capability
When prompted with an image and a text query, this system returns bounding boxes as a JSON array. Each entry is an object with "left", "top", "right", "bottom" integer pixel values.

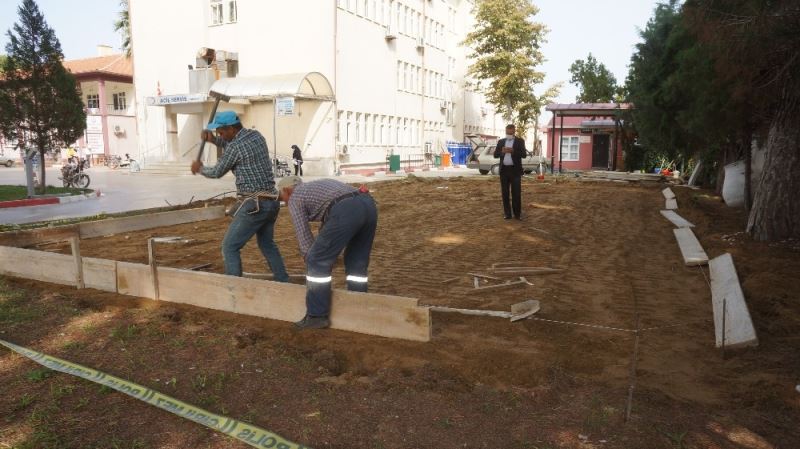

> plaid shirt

[
  {"left": 288, "top": 179, "right": 358, "bottom": 258},
  {"left": 200, "top": 128, "right": 276, "bottom": 194}
]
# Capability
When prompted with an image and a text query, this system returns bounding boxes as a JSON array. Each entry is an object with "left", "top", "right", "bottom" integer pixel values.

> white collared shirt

[{"left": 503, "top": 137, "right": 515, "bottom": 165}]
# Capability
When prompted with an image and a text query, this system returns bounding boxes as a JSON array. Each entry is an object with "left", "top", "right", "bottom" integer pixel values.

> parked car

[
  {"left": 465, "top": 134, "right": 548, "bottom": 175},
  {"left": 0, "top": 154, "right": 16, "bottom": 167}
]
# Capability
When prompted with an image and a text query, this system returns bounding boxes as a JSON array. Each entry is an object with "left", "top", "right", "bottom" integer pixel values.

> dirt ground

[{"left": 1, "top": 175, "right": 798, "bottom": 449}]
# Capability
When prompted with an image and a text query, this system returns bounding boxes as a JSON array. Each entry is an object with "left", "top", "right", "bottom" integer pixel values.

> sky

[
  {"left": 535, "top": 0, "right": 661, "bottom": 105},
  {"left": 0, "top": 0, "right": 661, "bottom": 112},
  {"left": 0, "top": 0, "right": 122, "bottom": 60}
]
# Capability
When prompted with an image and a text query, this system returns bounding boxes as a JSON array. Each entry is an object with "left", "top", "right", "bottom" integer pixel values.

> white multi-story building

[{"left": 129, "top": 0, "right": 504, "bottom": 175}]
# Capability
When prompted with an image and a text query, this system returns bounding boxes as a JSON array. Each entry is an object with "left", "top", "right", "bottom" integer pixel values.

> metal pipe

[
  {"left": 550, "top": 111, "right": 556, "bottom": 174},
  {"left": 558, "top": 113, "right": 564, "bottom": 174}
]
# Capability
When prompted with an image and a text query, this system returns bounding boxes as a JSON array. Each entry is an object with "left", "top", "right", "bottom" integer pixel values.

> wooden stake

[
  {"left": 69, "top": 237, "right": 84, "bottom": 289},
  {"left": 148, "top": 238, "right": 159, "bottom": 300}
]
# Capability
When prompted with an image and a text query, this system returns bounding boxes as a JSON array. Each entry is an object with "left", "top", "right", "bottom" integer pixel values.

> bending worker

[
  {"left": 277, "top": 176, "right": 377, "bottom": 330},
  {"left": 190, "top": 111, "right": 289, "bottom": 282}
]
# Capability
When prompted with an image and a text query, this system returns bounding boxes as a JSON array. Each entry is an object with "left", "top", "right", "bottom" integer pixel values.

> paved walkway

[{"left": 0, "top": 166, "right": 477, "bottom": 225}]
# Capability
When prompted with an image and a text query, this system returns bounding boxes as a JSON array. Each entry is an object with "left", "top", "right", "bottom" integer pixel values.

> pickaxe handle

[{"left": 197, "top": 95, "right": 223, "bottom": 162}]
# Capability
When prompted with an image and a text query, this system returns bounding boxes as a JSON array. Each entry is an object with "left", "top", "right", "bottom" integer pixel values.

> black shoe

[
  {"left": 514, "top": 216, "right": 523, "bottom": 220},
  {"left": 504, "top": 215, "right": 512, "bottom": 219},
  {"left": 293, "top": 315, "right": 331, "bottom": 330}
]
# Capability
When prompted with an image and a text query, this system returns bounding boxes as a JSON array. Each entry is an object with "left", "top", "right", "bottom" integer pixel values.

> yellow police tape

[{"left": 0, "top": 338, "right": 311, "bottom": 449}]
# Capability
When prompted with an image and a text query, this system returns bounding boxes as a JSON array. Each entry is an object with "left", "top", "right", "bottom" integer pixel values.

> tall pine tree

[{"left": 0, "top": 0, "right": 86, "bottom": 194}]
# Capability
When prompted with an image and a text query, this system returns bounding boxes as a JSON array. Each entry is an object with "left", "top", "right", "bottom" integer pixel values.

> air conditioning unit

[
  {"left": 384, "top": 26, "right": 397, "bottom": 41},
  {"left": 480, "top": 106, "right": 487, "bottom": 116},
  {"left": 439, "top": 100, "right": 447, "bottom": 110},
  {"left": 416, "top": 37, "right": 425, "bottom": 49},
  {"left": 113, "top": 125, "right": 125, "bottom": 136}
]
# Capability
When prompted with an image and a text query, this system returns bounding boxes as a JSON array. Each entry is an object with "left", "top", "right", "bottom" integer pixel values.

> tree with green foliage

[
  {"left": 626, "top": 0, "right": 799, "bottom": 241},
  {"left": 114, "top": 0, "right": 131, "bottom": 57},
  {"left": 568, "top": 53, "right": 619, "bottom": 103},
  {"left": 683, "top": 0, "right": 800, "bottom": 241},
  {"left": 463, "top": 0, "right": 550, "bottom": 131},
  {"left": 0, "top": 0, "right": 86, "bottom": 194}
]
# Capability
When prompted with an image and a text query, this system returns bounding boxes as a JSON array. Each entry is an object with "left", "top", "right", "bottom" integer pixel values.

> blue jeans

[
  {"left": 222, "top": 198, "right": 289, "bottom": 281},
  {"left": 305, "top": 194, "right": 378, "bottom": 317}
]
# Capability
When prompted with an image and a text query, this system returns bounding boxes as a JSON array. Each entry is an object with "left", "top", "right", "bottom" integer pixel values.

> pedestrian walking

[{"left": 291, "top": 144, "right": 303, "bottom": 176}]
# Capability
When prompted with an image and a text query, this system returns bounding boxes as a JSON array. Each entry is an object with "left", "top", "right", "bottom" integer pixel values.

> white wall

[{"left": 129, "top": 0, "right": 503, "bottom": 172}]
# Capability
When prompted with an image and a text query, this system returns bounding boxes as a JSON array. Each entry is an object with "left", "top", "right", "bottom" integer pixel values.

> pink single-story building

[{"left": 543, "top": 103, "right": 633, "bottom": 173}]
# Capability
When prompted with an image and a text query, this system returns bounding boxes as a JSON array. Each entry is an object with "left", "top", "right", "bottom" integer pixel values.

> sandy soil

[{"left": 1, "top": 176, "right": 798, "bottom": 449}]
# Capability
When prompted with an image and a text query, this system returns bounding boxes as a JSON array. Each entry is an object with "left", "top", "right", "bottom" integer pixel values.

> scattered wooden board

[
  {"left": 660, "top": 210, "right": 695, "bottom": 228},
  {"left": 665, "top": 198, "right": 678, "bottom": 210},
  {"left": 710, "top": 253, "right": 758, "bottom": 348},
  {"left": 673, "top": 228, "right": 709, "bottom": 266},
  {"left": 662, "top": 187, "right": 676, "bottom": 200}
]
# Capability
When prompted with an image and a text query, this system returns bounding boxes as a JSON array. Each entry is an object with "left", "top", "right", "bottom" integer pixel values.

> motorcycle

[{"left": 60, "top": 157, "right": 90, "bottom": 188}]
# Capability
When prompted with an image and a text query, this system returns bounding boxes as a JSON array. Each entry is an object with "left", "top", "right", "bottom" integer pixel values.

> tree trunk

[
  {"left": 746, "top": 92, "right": 800, "bottom": 241},
  {"left": 743, "top": 133, "right": 752, "bottom": 212},
  {"left": 38, "top": 148, "right": 46, "bottom": 195}
]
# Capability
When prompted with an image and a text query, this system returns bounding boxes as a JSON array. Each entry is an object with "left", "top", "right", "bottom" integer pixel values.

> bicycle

[{"left": 105, "top": 154, "right": 122, "bottom": 169}]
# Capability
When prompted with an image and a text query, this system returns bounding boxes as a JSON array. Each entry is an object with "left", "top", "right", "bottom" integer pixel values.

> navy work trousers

[{"left": 305, "top": 194, "right": 378, "bottom": 317}]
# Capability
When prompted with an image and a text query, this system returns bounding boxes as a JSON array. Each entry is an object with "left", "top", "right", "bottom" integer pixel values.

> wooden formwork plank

[
  {"left": 70, "top": 237, "right": 85, "bottom": 289},
  {"left": 710, "top": 253, "right": 758, "bottom": 348},
  {"left": 665, "top": 198, "right": 678, "bottom": 210},
  {"left": 0, "top": 246, "right": 75, "bottom": 284},
  {"left": 156, "top": 267, "right": 430, "bottom": 342},
  {"left": 0, "top": 225, "right": 79, "bottom": 248},
  {"left": 82, "top": 257, "right": 117, "bottom": 292},
  {"left": 116, "top": 262, "right": 156, "bottom": 299},
  {"left": 673, "top": 228, "right": 709, "bottom": 266},
  {"left": 1, "top": 245, "right": 430, "bottom": 342},
  {"left": 660, "top": 210, "right": 695, "bottom": 228},
  {"left": 78, "top": 206, "right": 225, "bottom": 239}
]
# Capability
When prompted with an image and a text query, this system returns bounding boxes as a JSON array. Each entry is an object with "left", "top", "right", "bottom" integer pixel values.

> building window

[
  {"left": 227, "top": 1, "right": 237, "bottom": 23},
  {"left": 86, "top": 94, "right": 99, "bottom": 109},
  {"left": 560, "top": 136, "right": 580, "bottom": 161},
  {"left": 210, "top": 0, "right": 223, "bottom": 25},
  {"left": 112, "top": 92, "right": 126, "bottom": 111}
]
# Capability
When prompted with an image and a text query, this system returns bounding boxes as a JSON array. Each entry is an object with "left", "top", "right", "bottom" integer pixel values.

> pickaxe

[{"left": 197, "top": 90, "right": 232, "bottom": 163}]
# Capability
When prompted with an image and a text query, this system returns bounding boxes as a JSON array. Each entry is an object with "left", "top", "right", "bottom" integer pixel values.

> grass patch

[
  {"left": 25, "top": 368, "right": 53, "bottom": 382},
  {"left": 0, "top": 185, "right": 92, "bottom": 202},
  {"left": 110, "top": 324, "right": 139, "bottom": 342},
  {"left": 0, "top": 279, "right": 39, "bottom": 324}
]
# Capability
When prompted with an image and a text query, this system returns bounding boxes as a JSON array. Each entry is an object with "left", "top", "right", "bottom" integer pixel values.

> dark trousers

[
  {"left": 305, "top": 194, "right": 378, "bottom": 317},
  {"left": 500, "top": 169, "right": 522, "bottom": 218},
  {"left": 222, "top": 199, "right": 288, "bottom": 281},
  {"left": 294, "top": 161, "right": 303, "bottom": 176}
]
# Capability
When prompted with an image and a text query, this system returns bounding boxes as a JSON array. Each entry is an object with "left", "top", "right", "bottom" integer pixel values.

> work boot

[{"left": 293, "top": 315, "right": 331, "bottom": 330}]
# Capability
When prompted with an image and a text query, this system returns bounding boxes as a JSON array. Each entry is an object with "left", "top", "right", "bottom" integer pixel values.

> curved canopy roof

[{"left": 210, "top": 72, "right": 334, "bottom": 101}]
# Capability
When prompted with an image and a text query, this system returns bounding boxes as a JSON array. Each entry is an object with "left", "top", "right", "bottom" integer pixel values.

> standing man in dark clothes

[
  {"left": 190, "top": 111, "right": 289, "bottom": 282},
  {"left": 494, "top": 124, "right": 527, "bottom": 220},
  {"left": 276, "top": 176, "right": 377, "bottom": 330},
  {"left": 291, "top": 144, "right": 303, "bottom": 176}
]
